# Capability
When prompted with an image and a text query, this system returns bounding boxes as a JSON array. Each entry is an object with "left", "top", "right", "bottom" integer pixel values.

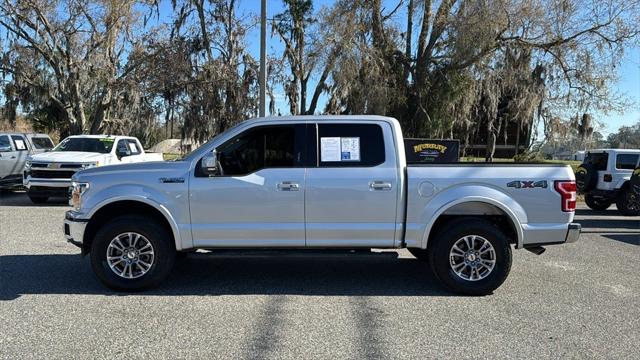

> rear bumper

[
  {"left": 521, "top": 222, "right": 581, "bottom": 248},
  {"left": 64, "top": 210, "right": 89, "bottom": 249}
]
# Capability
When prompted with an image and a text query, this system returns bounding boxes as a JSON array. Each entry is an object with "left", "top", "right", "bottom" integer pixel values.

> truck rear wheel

[
  {"left": 428, "top": 218, "right": 512, "bottom": 296},
  {"left": 615, "top": 187, "right": 640, "bottom": 216},
  {"left": 90, "top": 215, "right": 176, "bottom": 291},
  {"left": 584, "top": 194, "right": 612, "bottom": 211}
]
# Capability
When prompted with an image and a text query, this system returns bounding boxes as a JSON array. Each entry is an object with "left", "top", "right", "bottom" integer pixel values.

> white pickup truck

[
  {"left": 24, "top": 135, "right": 163, "bottom": 203},
  {"left": 63, "top": 116, "right": 580, "bottom": 295}
]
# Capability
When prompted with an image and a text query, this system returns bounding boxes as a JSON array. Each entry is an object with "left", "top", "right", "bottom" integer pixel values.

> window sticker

[
  {"left": 340, "top": 137, "right": 360, "bottom": 161},
  {"left": 128, "top": 142, "right": 138, "bottom": 153},
  {"left": 320, "top": 137, "right": 341, "bottom": 162},
  {"left": 14, "top": 139, "right": 26, "bottom": 150}
]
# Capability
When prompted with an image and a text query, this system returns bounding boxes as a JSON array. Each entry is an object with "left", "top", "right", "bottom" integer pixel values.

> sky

[{"left": 184, "top": 0, "right": 638, "bottom": 136}]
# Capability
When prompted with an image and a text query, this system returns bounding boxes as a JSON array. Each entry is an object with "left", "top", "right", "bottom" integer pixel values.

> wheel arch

[
  {"left": 83, "top": 198, "right": 182, "bottom": 254},
  {"left": 420, "top": 198, "right": 524, "bottom": 250}
]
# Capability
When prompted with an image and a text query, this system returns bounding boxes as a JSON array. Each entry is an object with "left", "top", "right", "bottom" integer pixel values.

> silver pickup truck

[{"left": 64, "top": 116, "right": 580, "bottom": 295}]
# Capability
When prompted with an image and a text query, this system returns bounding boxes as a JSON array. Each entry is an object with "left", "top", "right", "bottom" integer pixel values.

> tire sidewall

[
  {"left": 429, "top": 219, "right": 512, "bottom": 296},
  {"left": 584, "top": 194, "right": 611, "bottom": 211},
  {"left": 575, "top": 163, "right": 596, "bottom": 192},
  {"left": 90, "top": 216, "right": 175, "bottom": 291},
  {"left": 631, "top": 167, "right": 640, "bottom": 195},
  {"left": 616, "top": 187, "right": 640, "bottom": 216}
]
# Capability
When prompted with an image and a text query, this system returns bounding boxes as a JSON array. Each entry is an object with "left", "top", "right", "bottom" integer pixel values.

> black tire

[
  {"left": 90, "top": 215, "right": 176, "bottom": 291},
  {"left": 575, "top": 163, "right": 597, "bottom": 193},
  {"left": 27, "top": 193, "right": 48, "bottom": 204},
  {"left": 631, "top": 167, "right": 640, "bottom": 195},
  {"left": 615, "top": 186, "right": 640, "bottom": 216},
  {"left": 407, "top": 248, "right": 428, "bottom": 261},
  {"left": 584, "top": 194, "right": 612, "bottom": 211},
  {"left": 428, "top": 218, "right": 512, "bottom": 296}
]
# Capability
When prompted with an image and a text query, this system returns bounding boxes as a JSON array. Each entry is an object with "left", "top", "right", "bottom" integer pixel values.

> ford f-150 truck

[
  {"left": 63, "top": 116, "right": 581, "bottom": 295},
  {"left": 24, "top": 135, "right": 163, "bottom": 203}
]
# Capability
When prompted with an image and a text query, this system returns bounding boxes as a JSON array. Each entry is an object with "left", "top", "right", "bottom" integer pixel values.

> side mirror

[
  {"left": 0, "top": 145, "right": 11, "bottom": 152},
  {"left": 201, "top": 150, "right": 220, "bottom": 176}
]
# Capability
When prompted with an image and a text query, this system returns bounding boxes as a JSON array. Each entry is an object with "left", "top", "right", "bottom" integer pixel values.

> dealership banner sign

[{"left": 404, "top": 139, "right": 460, "bottom": 163}]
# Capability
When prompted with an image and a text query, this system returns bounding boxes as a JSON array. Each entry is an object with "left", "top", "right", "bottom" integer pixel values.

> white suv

[{"left": 575, "top": 149, "right": 640, "bottom": 215}]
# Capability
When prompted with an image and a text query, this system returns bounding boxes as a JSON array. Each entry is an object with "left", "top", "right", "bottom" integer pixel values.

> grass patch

[{"left": 163, "top": 153, "right": 181, "bottom": 161}]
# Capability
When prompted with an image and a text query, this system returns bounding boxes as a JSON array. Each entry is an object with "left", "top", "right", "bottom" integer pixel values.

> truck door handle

[
  {"left": 369, "top": 181, "right": 392, "bottom": 190},
  {"left": 277, "top": 181, "right": 300, "bottom": 191}
]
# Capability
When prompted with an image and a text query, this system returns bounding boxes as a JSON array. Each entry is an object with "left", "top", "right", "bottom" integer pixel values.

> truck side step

[{"left": 525, "top": 246, "right": 546, "bottom": 255}]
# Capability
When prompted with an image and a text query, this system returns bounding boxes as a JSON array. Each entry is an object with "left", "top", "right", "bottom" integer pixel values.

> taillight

[
  {"left": 603, "top": 174, "right": 612, "bottom": 182},
  {"left": 555, "top": 180, "right": 577, "bottom": 212}
]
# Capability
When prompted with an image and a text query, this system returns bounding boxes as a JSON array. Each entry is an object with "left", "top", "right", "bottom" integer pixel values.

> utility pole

[{"left": 259, "top": 0, "right": 267, "bottom": 117}]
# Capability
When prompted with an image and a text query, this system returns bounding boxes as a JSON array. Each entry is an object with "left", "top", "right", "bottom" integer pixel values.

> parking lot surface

[{"left": 1, "top": 191, "right": 638, "bottom": 359}]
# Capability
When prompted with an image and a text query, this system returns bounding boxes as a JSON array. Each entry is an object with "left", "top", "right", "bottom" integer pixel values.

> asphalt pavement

[{"left": 0, "top": 191, "right": 638, "bottom": 359}]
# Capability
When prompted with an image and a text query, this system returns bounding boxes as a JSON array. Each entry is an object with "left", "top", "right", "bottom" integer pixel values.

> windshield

[
  {"left": 53, "top": 137, "right": 115, "bottom": 153},
  {"left": 31, "top": 137, "right": 54, "bottom": 150}
]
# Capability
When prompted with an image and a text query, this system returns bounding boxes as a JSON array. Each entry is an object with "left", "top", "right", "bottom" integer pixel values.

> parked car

[
  {"left": 575, "top": 149, "right": 640, "bottom": 215},
  {"left": 63, "top": 116, "right": 580, "bottom": 295},
  {"left": 24, "top": 135, "right": 163, "bottom": 203},
  {"left": 0, "top": 132, "right": 55, "bottom": 189}
]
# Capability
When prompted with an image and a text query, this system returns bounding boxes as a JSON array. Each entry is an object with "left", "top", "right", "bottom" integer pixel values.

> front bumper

[
  {"left": 63, "top": 210, "right": 89, "bottom": 249},
  {"left": 24, "top": 176, "right": 73, "bottom": 189}
]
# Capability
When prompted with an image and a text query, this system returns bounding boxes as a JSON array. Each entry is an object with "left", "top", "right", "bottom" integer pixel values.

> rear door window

[
  {"left": 10, "top": 135, "right": 28, "bottom": 151},
  {"left": 584, "top": 152, "right": 608, "bottom": 171},
  {"left": 126, "top": 139, "right": 142, "bottom": 155},
  {"left": 616, "top": 154, "right": 640, "bottom": 170},
  {"left": 316, "top": 124, "right": 385, "bottom": 167}
]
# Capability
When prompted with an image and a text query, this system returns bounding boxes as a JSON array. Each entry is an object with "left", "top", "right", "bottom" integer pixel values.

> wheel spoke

[
  {"left": 107, "top": 232, "right": 155, "bottom": 280},
  {"left": 451, "top": 245, "right": 465, "bottom": 256},
  {"left": 449, "top": 234, "right": 496, "bottom": 282}
]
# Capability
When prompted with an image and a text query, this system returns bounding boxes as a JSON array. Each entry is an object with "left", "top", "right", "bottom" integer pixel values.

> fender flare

[
  {"left": 418, "top": 186, "right": 526, "bottom": 249},
  {"left": 87, "top": 195, "right": 184, "bottom": 251}
]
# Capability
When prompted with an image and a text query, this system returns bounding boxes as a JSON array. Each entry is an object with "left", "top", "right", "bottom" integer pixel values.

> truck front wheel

[
  {"left": 428, "top": 218, "right": 512, "bottom": 296},
  {"left": 90, "top": 215, "right": 176, "bottom": 291}
]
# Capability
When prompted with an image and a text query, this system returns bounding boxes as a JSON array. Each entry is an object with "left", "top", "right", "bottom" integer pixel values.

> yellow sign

[{"left": 413, "top": 143, "right": 448, "bottom": 154}]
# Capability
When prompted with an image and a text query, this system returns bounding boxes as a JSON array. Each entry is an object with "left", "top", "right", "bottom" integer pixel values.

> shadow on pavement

[
  {"left": 0, "top": 191, "right": 69, "bottom": 207},
  {"left": 0, "top": 253, "right": 450, "bottom": 301},
  {"left": 575, "top": 218, "right": 640, "bottom": 230},
  {"left": 601, "top": 234, "right": 639, "bottom": 246},
  {"left": 574, "top": 208, "right": 622, "bottom": 216}
]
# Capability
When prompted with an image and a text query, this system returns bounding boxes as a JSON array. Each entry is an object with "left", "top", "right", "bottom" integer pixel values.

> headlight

[
  {"left": 81, "top": 162, "right": 100, "bottom": 169},
  {"left": 70, "top": 181, "right": 90, "bottom": 210},
  {"left": 24, "top": 160, "right": 31, "bottom": 170}
]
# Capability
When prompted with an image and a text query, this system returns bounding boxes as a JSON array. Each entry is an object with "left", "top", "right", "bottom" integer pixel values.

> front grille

[
  {"left": 32, "top": 163, "right": 83, "bottom": 169},
  {"left": 31, "top": 169, "right": 77, "bottom": 179}
]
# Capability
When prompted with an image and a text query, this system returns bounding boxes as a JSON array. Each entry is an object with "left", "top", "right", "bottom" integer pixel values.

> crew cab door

[
  {"left": 305, "top": 122, "right": 399, "bottom": 247},
  {"left": 0, "top": 135, "right": 29, "bottom": 178},
  {"left": 0, "top": 134, "right": 20, "bottom": 179},
  {"left": 189, "top": 124, "right": 308, "bottom": 247}
]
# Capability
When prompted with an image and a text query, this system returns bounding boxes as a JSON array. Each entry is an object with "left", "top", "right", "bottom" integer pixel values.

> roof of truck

[
  {"left": 65, "top": 135, "right": 136, "bottom": 139},
  {"left": 587, "top": 149, "right": 640, "bottom": 154},
  {"left": 254, "top": 115, "right": 397, "bottom": 122}
]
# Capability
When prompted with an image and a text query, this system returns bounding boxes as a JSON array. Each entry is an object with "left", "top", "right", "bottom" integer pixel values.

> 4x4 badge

[{"left": 507, "top": 180, "right": 548, "bottom": 189}]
